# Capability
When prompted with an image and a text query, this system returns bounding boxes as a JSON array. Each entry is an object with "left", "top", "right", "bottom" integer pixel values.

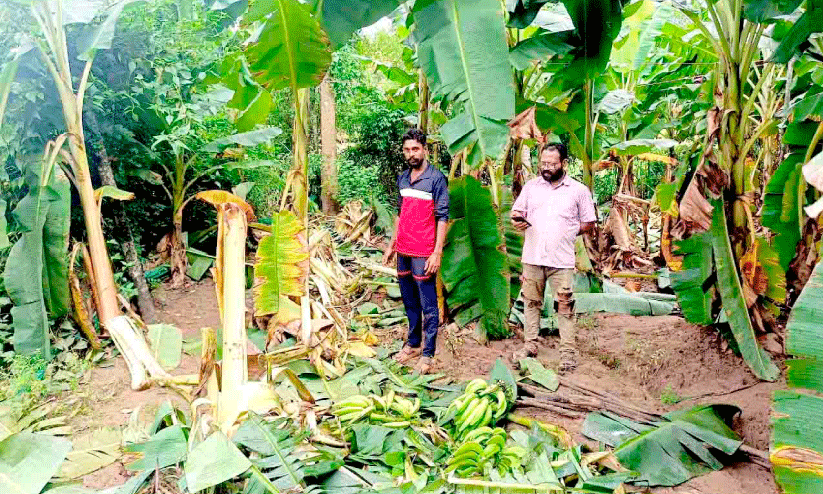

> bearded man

[
  {"left": 382, "top": 129, "right": 449, "bottom": 374},
  {"left": 510, "top": 143, "right": 596, "bottom": 374}
]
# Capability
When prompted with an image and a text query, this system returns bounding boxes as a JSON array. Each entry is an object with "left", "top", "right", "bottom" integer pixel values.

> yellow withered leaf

[{"left": 196, "top": 190, "right": 257, "bottom": 222}]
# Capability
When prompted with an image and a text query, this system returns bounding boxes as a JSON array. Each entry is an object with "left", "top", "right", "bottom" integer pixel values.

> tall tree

[{"left": 319, "top": 74, "right": 339, "bottom": 215}]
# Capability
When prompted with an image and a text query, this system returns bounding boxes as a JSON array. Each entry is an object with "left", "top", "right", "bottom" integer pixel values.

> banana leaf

[
  {"left": 441, "top": 177, "right": 510, "bottom": 341},
  {"left": 234, "top": 414, "right": 307, "bottom": 491},
  {"left": 244, "top": 0, "right": 331, "bottom": 91},
  {"left": 0, "top": 432, "right": 72, "bottom": 494},
  {"left": 185, "top": 431, "right": 251, "bottom": 493},
  {"left": 709, "top": 200, "right": 779, "bottom": 382},
  {"left": 0, "top": 53, "right": 22, "bottom": 127},
  {"left": 581, "top": 404, "right": 743, "bottom": 487},
  {"left": 254, "top": 211, "right": 309, "bottom": 322},
  {"left": 224, "top": 0, "right": 331, "bottom": 131},
  {"left": 412, "top": 0, "right": 515, "bottom": 168},
  {"left": 3, "top": 159, "right": 71, "bottom": 357},
  {"left": 670, "top": 232, "right": 714, "bottom": 325},
  {"left": 312, "top": 0, "right": 400, "bottom": 48},
  {"left": 55, "top": 427, "right": 122, "bottom": 481},
  {"left": 771, "top": 258, "right": 823, "bottom": 492},
  {"left": 501, "top": 189, "right": 524, "bottom": 300},
  {"left": 762, "top": 152, "right": 804, "bottom": 271}
]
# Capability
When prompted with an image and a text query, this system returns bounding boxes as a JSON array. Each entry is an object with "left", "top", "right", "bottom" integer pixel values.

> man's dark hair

[
  {"left": 541, "top": 142, "right": 569, "bottom": 162},
  {"left": 402, "top": 128, "right": 427, "bottom": 147}
]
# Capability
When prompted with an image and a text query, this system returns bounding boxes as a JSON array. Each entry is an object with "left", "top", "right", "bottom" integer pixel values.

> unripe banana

[
  {"left": 382, "top": 420, "right": 411, "bottom": 428},
  {"left": 460, "top": 398, "right": 489, "bottom": 432},
  {"left": 462, "top": 426, "right": 493, "bottom": 443},
  {"left": 385, "top": 389, "right": 395, "bottom": 410},
  {"left": 453, "top": 441, "right": 483, "bottom": 457},
  {"left": 480, "top": 401, "right": 493, "bottom": 427},
  {"left": 465, "top": 378, "right": 487, "bottom": 395}
]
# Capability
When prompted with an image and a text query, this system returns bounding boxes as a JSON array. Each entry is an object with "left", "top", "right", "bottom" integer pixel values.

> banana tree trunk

[
  {"left": 294, "top": 88, "right": 312, "bottom": 345},
  {"left": 418, "top": 70, "right": 429, "bottom": 134},
  {"left": 582, "top": 79, "right": 595, "bottom": 191},
  {"left": 87, "top": 111, "right": 158, "bottom": 323},
  {"left": 170, "top": 156, "right": 188, "bottom": 286},
  {"left": 319, "top": 75, "right": 339, "bottom": 215}
]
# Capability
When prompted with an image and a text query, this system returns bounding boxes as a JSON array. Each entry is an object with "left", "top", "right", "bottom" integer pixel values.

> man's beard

[
  {"left": 407, "top": 157, "right": 424, "bottom": 169},
  {"left": 542, "top": 168, "right": 564, "bottom": 182}
]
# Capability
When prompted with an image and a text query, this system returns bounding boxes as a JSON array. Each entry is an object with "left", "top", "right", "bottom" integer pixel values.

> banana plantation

[{"left": 1, "top": 0, "right": 823, "bottom": 492}]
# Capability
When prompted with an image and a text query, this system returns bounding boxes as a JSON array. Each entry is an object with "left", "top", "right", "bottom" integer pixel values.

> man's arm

[
  {"left": 511, "top": 182, "right": 530, "bottom": 232},
  {"left": 425, "top": 175, "right": 450, "bottom": 275},
  {"left": 425, "top": 220, "right": 447, "bottom": 275},
  {"left": 577, "top": 186, "right": 598, "bottom": 236},
  {"left": 382, "top": 216, "right": 400, "bottom": 266}
]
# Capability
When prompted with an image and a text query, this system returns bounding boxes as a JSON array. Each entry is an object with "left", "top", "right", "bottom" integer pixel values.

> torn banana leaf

[
  {"left": 771, "top": 258, "right": 823, "bottom": 492},
  {"left": 581, "top": 404, "right": 742, "bottom": 487},
  {"left": 441, "top": 177, "right": 510, "bottom": 341},
  {"left": 0, "top": 432, "right": 72, "bottom": 494}
]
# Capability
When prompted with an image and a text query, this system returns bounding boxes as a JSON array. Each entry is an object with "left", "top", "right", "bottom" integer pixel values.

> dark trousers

[{"left": 397, "top": 255, "right": 439, "bottom": 357}]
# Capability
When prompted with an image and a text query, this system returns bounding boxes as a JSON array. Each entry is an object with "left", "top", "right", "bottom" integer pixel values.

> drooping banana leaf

[
  {"left": 762, "top": 152, "right": 804, "bottom": 271},
  {"left": 772, "top": 0, "right": 823, "bottom": 63},
  {"left": 501, "top": 189, "right": 524, "bottom": 300},
  {"left": 709, "top": 200, "right": 779, "bottom": 381},
  {"left": 670, "top": 232, "right": 714, "bottom": 325},
  {"left": 561, "top": 0, "right": 625, "bottom": 76},
  {"left": 254, "top": 211, "right": 308, "bottom": 324},
  {"left": 223, "top": 0, "right": 331, "bottom": 131},
  {"left": 412, "top": 0, "right": 515, "bottom": 168},
  {"left": 581, "top": 405, "right": 743, "bottom": 487},
  {"left": 770, "top": 254, "right": 823, "bottom": 492},
  {"left": 610, "top": 0, "right": 674, "bottom": 74},
  {"left": 441, "top": 176, "right": 510, "bottom": 340},
  {"left": 243, "top": 0, "right": 331, "bottom": 92},
  {"left": 311, "top": 0, "right": 400, "bottom": 48},
  {"left": 3, "top": 157, "right": 71, "bottom": 357}
]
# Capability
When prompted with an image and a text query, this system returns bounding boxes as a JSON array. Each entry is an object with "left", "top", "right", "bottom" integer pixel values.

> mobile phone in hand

[{"left": 513, "top": 216, "right": 532, "bottom": 227}]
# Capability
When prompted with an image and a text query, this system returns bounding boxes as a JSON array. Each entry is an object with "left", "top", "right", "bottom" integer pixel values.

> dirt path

[{"left": 77, "top": 281, "right": 779, "bottom": 493}]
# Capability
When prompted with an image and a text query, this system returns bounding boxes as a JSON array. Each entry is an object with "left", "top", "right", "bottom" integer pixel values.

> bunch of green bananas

[
  {"left": 444, "top": 427, "right": 526, "bottom": 477},
  {"left": 331, "top": 389, "right": 420, "bottom": 428},
  {"left": 445, "top": 378, "right": 509, "bottom": 436}
]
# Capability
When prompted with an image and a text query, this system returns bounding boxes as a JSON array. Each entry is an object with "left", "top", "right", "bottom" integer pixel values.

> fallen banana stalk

[
  {"left": 353, "top": 259, "right": 397, "bottom": 277},
  {"left": 520, "top": 383, "right": 772, "bottom": 469},
  {"left": 516, "top": 397, "right": 586, "bottom": 419}
]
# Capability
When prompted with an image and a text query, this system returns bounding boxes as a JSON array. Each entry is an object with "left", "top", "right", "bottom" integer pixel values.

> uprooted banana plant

[{"left": 0, "top": 0, "right": 168, "bottom": 388}]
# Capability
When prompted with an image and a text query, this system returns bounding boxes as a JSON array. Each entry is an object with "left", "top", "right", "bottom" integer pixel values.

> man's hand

[
  {"left": 511, "top": 211, "right": 529, "bottom": 232},
  {"left": 579, "top": 221, "right": 595, "bottom": 236},
  {"left": 382, "top": 247, "right": 395, "bottom": 267},
  {"left": 425, "top": 251, "right": 442, "bottom": 276}
]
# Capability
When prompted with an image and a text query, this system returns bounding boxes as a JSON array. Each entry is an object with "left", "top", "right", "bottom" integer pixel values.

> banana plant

[
  {"left": 2, "top": 141, "right": 70, "bottom": 357},
  {"left": 666, "top": 0, "right": 811, "bottom": 381},
  {"left": 6, "top": 0, "right": 168, "bottom": 388}
]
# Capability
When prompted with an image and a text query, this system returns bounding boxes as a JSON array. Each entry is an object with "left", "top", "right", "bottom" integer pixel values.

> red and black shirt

[{"left": 395, "top": 163, "right": 449, "bottom": 258}]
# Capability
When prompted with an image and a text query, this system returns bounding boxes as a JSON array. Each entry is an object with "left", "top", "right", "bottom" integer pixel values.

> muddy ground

[{"left": 75, "top": 279, "right": 780, "bottom": 494}]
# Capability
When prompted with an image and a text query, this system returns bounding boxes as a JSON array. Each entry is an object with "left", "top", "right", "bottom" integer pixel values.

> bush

[{"left": 335, "top": 159, "right": 385, "bottom": 206}]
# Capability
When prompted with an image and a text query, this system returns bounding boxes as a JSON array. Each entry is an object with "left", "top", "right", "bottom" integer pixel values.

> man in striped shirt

[{"left": 382, "top": 129, "right": 449, "bottom": 374}]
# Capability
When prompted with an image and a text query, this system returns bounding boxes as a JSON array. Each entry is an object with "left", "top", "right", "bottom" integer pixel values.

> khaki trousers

[{"left": 521, "top": 263, "right": 577, "bottom": 358}]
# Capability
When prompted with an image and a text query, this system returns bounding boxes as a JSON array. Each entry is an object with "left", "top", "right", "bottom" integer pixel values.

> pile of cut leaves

[
  {"left": 0, "top": 356, "right": 604, "bottom": 494},
  {"left": 0, "top": 351, "right": 752, "bottom": 494}
]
